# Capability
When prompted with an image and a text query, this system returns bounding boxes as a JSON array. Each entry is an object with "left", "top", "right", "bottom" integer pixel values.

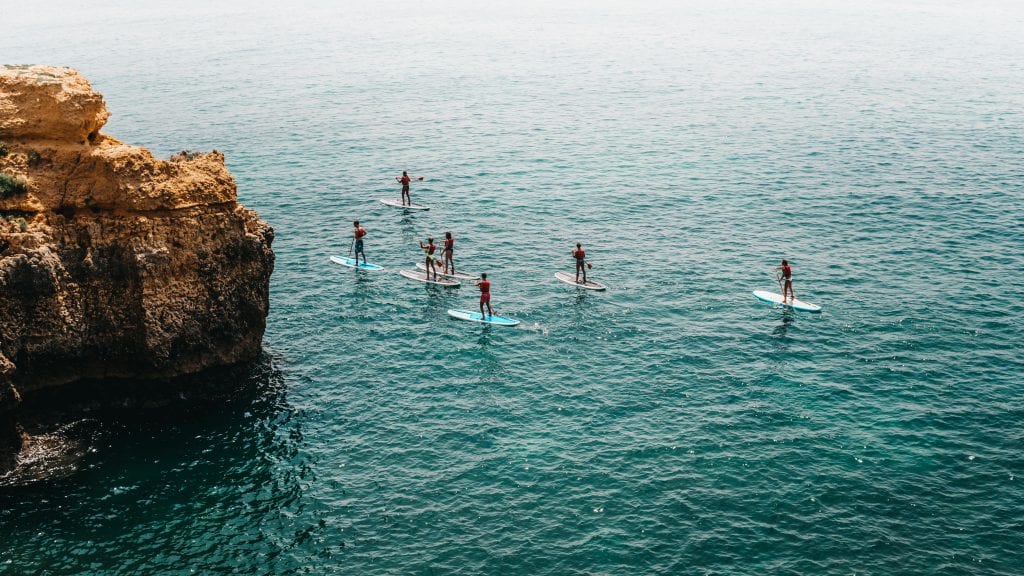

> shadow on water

[
  {"left": 573, "top": 290, "right": 590, "bottom": 306},
  {"left": 475, "top": 323, "right": 495, "bottom": 348},
  {"left": 398, "top": 214, "right": 418, "bottom": 243},
  {"left": 0, "top": 351, "right": 295, "bottom": 489},
  {"left": 471, "top": 325, "right": 514, "bottom": 385},
  {"left": 353, "top": 268, "right": 375, "bottom": 288},
  {"left": 772, "top": 309, "right": 796, "bottom": 340}
]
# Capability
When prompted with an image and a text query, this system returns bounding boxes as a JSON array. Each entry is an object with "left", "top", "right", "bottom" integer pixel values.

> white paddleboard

[
  {"left": 399, "top": 269, "right": 460, "bottom": 287},
  {"left": 447, "top": 308, "right": 520, "bottom": 326},
  {"left": 752, "top": 290, "right": 822, "bottom": 313},
  {"left": 330, "top": 255, "right": 385, "bottom": 271},
  {"left": 415, "top": 262, "right": 480, "bottom": 280},
  {"left": 379, "top": 198, "right": 430, "bottom": 211},
  {"left": 554, "top": 271, "right": 607, "bottom": 291}
]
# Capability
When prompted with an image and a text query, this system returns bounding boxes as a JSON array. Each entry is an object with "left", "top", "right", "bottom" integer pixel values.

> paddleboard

[
  {"left": 330, "top": 255, "right": 385, "bottom": 271},
  {"left": 399, "top": 269, "right": 460, "bottom": 287},
  {"left": 415, "top": 262, "right": 480, "bottom": 280},
  {"left": 447, "top": 308, "right": 520, "bottom": 326},
  {"left": 379, "top": 198, "right": 430, "bottom": 211},
  {"left": 554, "top": 271, "right": 607, "bottom": 291},
  {"left": 752, "top": 290, "right": 822, "bottom": 313}
]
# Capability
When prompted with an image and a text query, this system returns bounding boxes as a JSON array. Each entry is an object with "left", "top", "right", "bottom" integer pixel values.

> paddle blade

[{"left": 587, "top": 263, "right": 593, "bottom": 269}]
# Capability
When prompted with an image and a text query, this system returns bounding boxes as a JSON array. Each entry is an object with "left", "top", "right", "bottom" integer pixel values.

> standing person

[
  {"left": 571, "top": 242, "right": 588, "bottom": 284},
  {"left": 395, "top": 170, "right": 424, "bottom": 206},
  {"left": 419, "top": 237, "right": 438, "bottom": 280},
  {"left": 775, "top": 259, "right": 795, "bottom": 303},
  {"left": 442, "top": 231, "right": 455, "bottom": 276},
  {"left": 352, "top": 220, "right": 367, "bottom": 265},
  {"left": 475, "top": 273, "right": 492, "bottom": 318}
]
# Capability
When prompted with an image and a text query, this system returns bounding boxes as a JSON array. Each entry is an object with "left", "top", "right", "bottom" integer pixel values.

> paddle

[{"left": 348, "top": 237, "right": 354, "bottom": 258}]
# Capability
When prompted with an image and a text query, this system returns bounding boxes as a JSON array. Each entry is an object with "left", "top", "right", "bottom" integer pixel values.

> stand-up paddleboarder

[
  {"left": 572, "top": 242, "right": 590, "bottom": 284},
  {"left": 395, "top": 171, "right": 424, "bottom": 206},
  {"left": 775, "top": 259, "right": 795, "bottom": 303},
  {"left": 419, "top": 237, "right": 438, "bottom": 280},
  {"left": 352, "top": 221, "right": 367, "bottom": 265},
  {"left": 475, "top": 273, "right": 492, "bottom": 318},
  {"left": 442, "top": 231, "right": 455, "bottom": 275}
]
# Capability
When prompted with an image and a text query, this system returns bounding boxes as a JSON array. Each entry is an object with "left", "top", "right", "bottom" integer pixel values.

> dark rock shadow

[{"left": 0, "top": 350, "right": 289, "bottom": 487}]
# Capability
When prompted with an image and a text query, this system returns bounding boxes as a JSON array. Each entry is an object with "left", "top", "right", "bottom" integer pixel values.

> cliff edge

[{"left": 0, "top": 66, "right": 275, "bottom": 432}]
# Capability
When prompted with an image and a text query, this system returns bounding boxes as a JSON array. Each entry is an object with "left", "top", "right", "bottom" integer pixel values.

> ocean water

[{"left": 2, "top": 1, "right": 1024, "bottom": 574}]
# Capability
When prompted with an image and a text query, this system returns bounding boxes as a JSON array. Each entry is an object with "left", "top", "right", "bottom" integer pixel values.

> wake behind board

[
  {"left": 447, "top": 308, "right": 520, "bottom": 326},
  {"left": 752, "top": 290, "right": 822, "bottom": 313},
  {"left": 330, "top": 255, "right": 385, "bottom": 271},
  {"left": 399, "top": 269, "right": 460, "bottom": 287},
  {"left": 554, "top": 271, "right": 607, "bottom": 291},
  {"left": 415, "top": 262, "right": 480, "bottom": 280},
  {"left": 379, "top": 198, "right": 430, "bottom": 211}
]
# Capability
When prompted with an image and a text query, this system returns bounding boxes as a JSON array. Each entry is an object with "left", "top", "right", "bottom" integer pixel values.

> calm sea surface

[{"left": 2, "top": 1, "right": 1023, "bottom": 573}]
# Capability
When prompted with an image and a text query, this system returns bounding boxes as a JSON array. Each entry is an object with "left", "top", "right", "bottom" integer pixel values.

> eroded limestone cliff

[{"left": 0, "top": 66, "right": 275, "bottom": 436}]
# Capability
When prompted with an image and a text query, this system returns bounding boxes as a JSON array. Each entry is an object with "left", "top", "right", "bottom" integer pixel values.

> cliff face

[{"left": 0, "top": 66, "right": 274, "bottom": 411}]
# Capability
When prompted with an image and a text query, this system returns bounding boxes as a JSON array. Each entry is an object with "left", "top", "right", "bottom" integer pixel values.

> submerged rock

[{"left": 0, "top": 66, "right": 274, "bottom": 418}]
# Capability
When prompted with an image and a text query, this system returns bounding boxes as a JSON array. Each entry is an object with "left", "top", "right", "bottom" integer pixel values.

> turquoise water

[{"left": 3, "top": 1, "right": 1024, "bottom": 573}]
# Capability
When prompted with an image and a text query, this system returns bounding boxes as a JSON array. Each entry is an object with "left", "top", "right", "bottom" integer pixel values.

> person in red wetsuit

[
  {"left": 571, "top": 242, "right": 588, "bottom": 284},
  {"left": 394, "top": 170, "right": 424, "bottom": 206},
  {"left": 442, "top": 231, "right": 455, "bottom": 275},
  {"left": 352, "top": 220, "right": 367, "bottom": 265},
  {"left": 475, "top": 273, "right": 492, "bottom": 318},
  {"left": 419, "top": 237, "right": 438, "bottom": 280},
  {"left": 775, "top": 259, "right": 796, "bottom": 303}
]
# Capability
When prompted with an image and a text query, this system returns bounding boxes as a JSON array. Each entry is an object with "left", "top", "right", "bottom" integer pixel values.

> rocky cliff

[{"left": 0, "top": 66, "right": 275, "bottom": 447}]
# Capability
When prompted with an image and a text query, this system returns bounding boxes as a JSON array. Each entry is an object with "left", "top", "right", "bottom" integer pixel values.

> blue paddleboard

[
  {"left": 330, "top": 255, "right": 384, "bottom": 271},
  {"left": 447, "top": 308, "right": 520, "bottom": 326}
]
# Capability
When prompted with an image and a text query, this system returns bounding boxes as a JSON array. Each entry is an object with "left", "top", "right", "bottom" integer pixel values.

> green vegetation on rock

[{"left": 0, "top": 173, "right": 28, "bottom": 198}]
